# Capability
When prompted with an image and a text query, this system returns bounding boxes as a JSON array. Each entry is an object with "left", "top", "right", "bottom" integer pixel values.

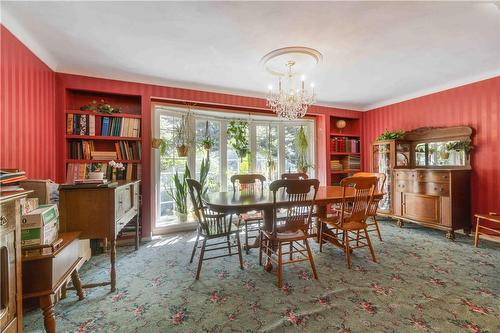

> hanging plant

[
  {"left": 377, "top": 129, "right": 405, "bottom": 141},
  {"left": 295, "top": 126, "right": 313, "bottom": 173},
  {"left": 200, "top": 121, "right": 215, "bottom": 150},
  {"left": 227, "top": 120, "right": 250, "bottom": 161},
  {"left": 174, "top": 113, "right": 194, "bottom": 157},
  {"left": 80, "top": 99, "right": 121, "bottom": 114}
]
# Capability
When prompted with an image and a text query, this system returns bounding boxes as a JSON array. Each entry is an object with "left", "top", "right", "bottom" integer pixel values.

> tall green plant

[
  {"left": 166, "top": 164, "right": 191, "bottom": 215},
  {"left": 295, "top": 126, "right": 312, "bottom": 172},
  {"left": 199, "top": 156, "right": 211, "bottom": 196},
  {"left": 227, "top": 120, "right": 250, "bottom": 161}
]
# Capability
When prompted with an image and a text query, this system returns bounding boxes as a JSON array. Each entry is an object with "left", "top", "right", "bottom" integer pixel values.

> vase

[
  {"left": 88, "top": 172, "right": 104, "bottom": 180},
  {"left": 175, "top": 211, "right": 188, "bottom": 223},
  {"left": 177, "top": 145, "right": 189, "bottom": 157},
  {"left": 439, "top": 151, "right": 450, "bottom": 160}
]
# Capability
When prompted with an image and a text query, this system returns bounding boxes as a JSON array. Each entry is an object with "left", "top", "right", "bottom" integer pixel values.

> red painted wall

[
  {"left": 0, "top": 25, "right": 56, "bottom": 179},
  {"left": 362, "top": 76, "right": 500, "bottom": 223}
]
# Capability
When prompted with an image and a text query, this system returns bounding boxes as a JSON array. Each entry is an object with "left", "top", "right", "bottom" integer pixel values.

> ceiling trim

[{"left": 362, "top": 70, "right": 500, "bottom": 111}]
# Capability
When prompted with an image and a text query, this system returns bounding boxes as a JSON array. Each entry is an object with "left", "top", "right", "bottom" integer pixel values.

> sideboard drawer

[
  {"left": 417, "top": 171, "right": 450, "bottom": 183},
  {"left": 395, "top": 180, "right": 411, "bottom": 192},
  {"left": 394, "top": 171, "right": 415, "bottom": 180},
  {"left": 424, "top": 182, "right": 450, "bottom": 196}
]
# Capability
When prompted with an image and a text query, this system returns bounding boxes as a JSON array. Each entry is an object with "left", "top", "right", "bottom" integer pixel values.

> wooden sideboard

[
  {"left": 1, "top": 191, "right": 31, "bottom": 333},
  {"left": 393, "top": 169, "right": 471, "bottom": 239},
  {"left": 59, "top": 180, "right": 140, "bottom": 291}
]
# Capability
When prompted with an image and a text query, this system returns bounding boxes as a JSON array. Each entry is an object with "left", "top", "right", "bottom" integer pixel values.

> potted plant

[
  {"left": 200, "top": 121, "right": 215, "bottom": 151},
  {"left": 295, "top": 126, "right": 313, "bottom": 173},
  {"left": 88, "top": 163, "right": 104, "bottom": 180},
  {"left": 446, "top": 139, "right": 473, "bottom": 154},
  {"left": 439, "top": 146, "right": 450, "bottom": 160},
  {"left": 166, "top": 163, "right": 191, "bottom": 222},
  {"left": 227, "top": 120, "right": 250, "bottom": 161},
  {"left": 80, "top": 99, "right": 121, "bottom": 114},
  {"left": 174, "top": 114, "right": 193, "bottom": 157},
  {"left": 377, "top": 129, "right": 405, "bottom": 141},
  {"left": 199, "top": 156, "right": 211, "bottom": 196}
]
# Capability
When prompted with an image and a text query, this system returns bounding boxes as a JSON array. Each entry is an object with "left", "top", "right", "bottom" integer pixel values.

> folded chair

[{"left": 187, "top": 178, "right": 243, "bottom": 279}]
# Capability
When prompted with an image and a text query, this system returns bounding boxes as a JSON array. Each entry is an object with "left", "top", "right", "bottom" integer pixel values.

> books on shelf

[
  {"left": 330, "top": 156, "right": 361, "bottom": 172},
  {"left": 0, "top": 169, "right": 27, "bottom": 190},
  {"left": 66, "top": 113, "right": 141, "bottom": 137},
  {"left": 67, "top": 114, "right": 96, "bottom": 135},
  {"left": 330, "top": 159, "right": 343, "bottom": 171},
  {"left": 331, "top": 137, "right": 360, "bottom": 153},
  {"left": 67, "top": 140, "right": 141, "bottom": 161},
  {"left": 66, "top": 163, "right": 142, "bottom": 183},
  {"left": 101, "top": 117, "right": 141, "bottom": 137}
]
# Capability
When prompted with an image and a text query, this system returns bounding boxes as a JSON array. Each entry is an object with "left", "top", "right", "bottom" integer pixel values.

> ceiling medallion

[{"left": 261, "top": 47, "right": 321, "bottom": 120}]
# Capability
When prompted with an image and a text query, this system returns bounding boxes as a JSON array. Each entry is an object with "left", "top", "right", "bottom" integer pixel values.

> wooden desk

[
  {"left": 204, "top": 186, "right": 383, "bottom": 247},
  {"left": 59, "top": 180, "right": 140, "bottom": 291},
  {"left": 22, "top": 232, "right": 84, "bottom": 333},
  {"left": 1, "top": 190, "right": 31, "bottom": 333}
]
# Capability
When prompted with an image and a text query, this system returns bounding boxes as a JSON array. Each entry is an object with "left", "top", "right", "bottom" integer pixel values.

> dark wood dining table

[{"left": 203, "top": 185, "right": 384, "bottom": 249}]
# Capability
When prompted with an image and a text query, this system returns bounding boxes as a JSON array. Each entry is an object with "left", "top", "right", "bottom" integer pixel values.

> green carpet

[{"left": 24, "top": 220, "right": 499, "bottom": 332}]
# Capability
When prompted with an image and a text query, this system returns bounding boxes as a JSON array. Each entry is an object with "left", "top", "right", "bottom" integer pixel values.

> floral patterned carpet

[{"left": 24, "top": 220, "right": 499, "bottom": 333}]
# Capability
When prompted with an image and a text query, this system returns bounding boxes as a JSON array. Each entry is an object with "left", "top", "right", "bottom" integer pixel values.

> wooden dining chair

[
  {"left": 281, "top": 172, "right": 309, "bottom": 180},
  {"left": 353, "top": 172, "right": 386, "bottom": 241},
  {"left": 186, "top": 178, "right": 243, "bottom": 279},
  {"left": 319, "top": 176, "right": 378, "bottom": 269},
  {"left": 259, "top": 179, "right": 319, "bottom": 288},
  {"left": 230, "top": 174, "right": 266, "bottom": 254}
]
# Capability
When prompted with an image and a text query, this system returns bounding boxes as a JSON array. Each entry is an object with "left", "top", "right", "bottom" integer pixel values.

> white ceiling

[{"left": 1, "top": 1, "right": 499, "bottom": 111}]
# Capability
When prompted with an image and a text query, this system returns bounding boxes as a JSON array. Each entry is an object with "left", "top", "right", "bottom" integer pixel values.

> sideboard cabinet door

[{"left": 402, "top": 193, "right": 440, "bottom": 224}]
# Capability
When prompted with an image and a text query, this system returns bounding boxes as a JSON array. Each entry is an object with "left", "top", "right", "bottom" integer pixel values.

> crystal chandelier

[{"left": 266, "top": 60, "right": 315, "bottom": 120}]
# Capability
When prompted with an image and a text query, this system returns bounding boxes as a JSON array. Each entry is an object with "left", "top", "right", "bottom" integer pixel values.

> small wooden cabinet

[
  {"left": 1, "top": 191, "right": 30, "bottom": 333},
  {"left": 393, "top": 169, "right": 471, "bottom": 239},
  {"left": 59, "top": 180, "right": 140, "bottom": 291}
]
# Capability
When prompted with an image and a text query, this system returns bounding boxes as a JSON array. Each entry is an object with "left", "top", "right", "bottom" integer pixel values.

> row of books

[
  {"left": 330, "top": 156, "right": 361, "bottom": 171},
  {"left": 101, "top": 116, "right": 141, "bottom": 137},
  {"left": 331, "top": 137, "right": 360, "bottom": 153},
  {"left": 67, "top": 140, "right": 142, "bottom": 161},
  {"left": 66, "top": 114, "right": 96, "bottom": 135},
  {"left": 66, "top": 163, "right": 142, "bottom": 183},
  {"left": 0, "top": 169, "right": 27, "bottom": 191},
  {"left": 66, "top": 114, "right": 141, "bottom": 137}
]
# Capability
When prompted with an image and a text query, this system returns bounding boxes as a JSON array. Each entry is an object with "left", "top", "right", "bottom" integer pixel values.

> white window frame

[{"left": 153, "top": 104, "right": 315, "bottom": 227}]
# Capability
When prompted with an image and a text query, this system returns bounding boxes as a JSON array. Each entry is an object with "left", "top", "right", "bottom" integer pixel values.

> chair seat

[
  {"left": 321, "top": 216, "right": 366, "bottom": 231},
  {"left": 240, "top": 211, "right": 263, "bottom": 222},
  {"left": 263, "top": 229, "right": 308, "bottom": 242}
]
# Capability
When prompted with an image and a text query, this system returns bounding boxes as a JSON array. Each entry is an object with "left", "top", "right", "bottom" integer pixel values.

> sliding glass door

[{"left": 154, "top": 105, "right": 315, "bottom": 228}]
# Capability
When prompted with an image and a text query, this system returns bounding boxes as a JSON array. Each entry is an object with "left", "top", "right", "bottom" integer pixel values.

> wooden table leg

[
  {"left": 61, "top": 281, "right": 68, "bottom": 299},
  {"left": 474, "top": 216, "right": 480, "bottom": 247},
  {"left": 39, "top": 295, "right": 56, "bottom": 333},
  {"left": 245, "top": 207, "right": 274, "bottom": 250},
  {"left": 71, "top": 269, "right": 85, "bottom": 300},
  {"left": 135, "top": 212, "right": 140, "bottom": 251},
  {"left": 110, "top": 239, "right": 116, "bottom": 292},
  {"left": 315, "top": 204, "right": 346, "bottom": 250}
]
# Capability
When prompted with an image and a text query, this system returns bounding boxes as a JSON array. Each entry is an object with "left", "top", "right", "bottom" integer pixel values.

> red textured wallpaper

[
  {"left": 362, "top": 77, "right": 500, "bottom": 224},
  {"left": 0, "top": 25, "right": 56, "bottom": 179}
]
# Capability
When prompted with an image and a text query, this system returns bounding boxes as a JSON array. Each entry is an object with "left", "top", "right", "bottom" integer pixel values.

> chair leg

[
  {"left": 245, "top": 220, "right": 249, "bottom": 254},
  {"left": 344, "top": 231, "right": 352, "bottom": 269},
  {"left": 190, "top": 232, "right": 199, "bottom": 264},
  {"left": 289, "top": 242, "right": 293, "bottom": 261},
  {"left": 365, "top": 228, "right": 377, "bottom": 263},
  {"left": 259, "top": 231, "right": 263, "bottom": 266},
  {"left": 304, "top": 239, "right": 318, "bottom": 280},
  {"left": 195, "top": 239, "right": 207, "bottom": 280},
  {"left": 227, "top": 234, "right": 232, "bottom": 254},
  {"left": 236, "top": 232, "right": 244, "bottom": 270},
  {"left": 277, "top": 241, "right": 283, "bottom": 289},
  {"left": 474, "top": 216, "right": 480, "bottom": 247},
  {"left": 356, "top": 230, "right": 360, "bottom": 246},
  {"left": 319, "top": 221, "right": 324, "bottom": 253},
  {"left": 373, "top": 216, "right": 383, "bottom": 241}
]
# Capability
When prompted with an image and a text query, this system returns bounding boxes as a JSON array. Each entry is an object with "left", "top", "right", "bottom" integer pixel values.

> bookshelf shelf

[
  {"left": 65, "top": 159, "right": 141, "bottom": 164},
  {"left": 331, "top": 170, "right": 361, "bottom": 174},
  {"left": 330, "top": 133, "right": 360, "bottom": 137},
  {"left": 66, "top": 110, "right": 142, "bottom": 119},
  {"left": 65, "top": 135, "right": 141, "bottom": 141}
]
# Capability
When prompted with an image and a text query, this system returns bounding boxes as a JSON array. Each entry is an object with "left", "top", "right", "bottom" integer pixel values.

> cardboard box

[
  {"left": 21, "top": 219, "right": 59, "bottom": 246},
  {"left": 20, "top": 197, "right": 39, "bottom": 215},
  {"left": 21, "top": 204, "right": 59, "bottom": 229},
  {"left": 19, "top": 179, "right": 59, "bottom": 204}
]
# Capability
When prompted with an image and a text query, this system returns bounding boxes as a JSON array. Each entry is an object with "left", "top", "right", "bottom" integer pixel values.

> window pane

[
  {"left": 284, "top": 125, "right": 301, "bottom": 173},
  {"left": 226, "top": 124, "right": 250, "bottom": 190},
  {"left": 256, "top": 124, "right": 278, "bottom": 182},
  {"left": 159, "top": 114, "right": 188, "bottom": 219},
  {"left": 195, "top": 119, "right": 221, "bottom": 192}
]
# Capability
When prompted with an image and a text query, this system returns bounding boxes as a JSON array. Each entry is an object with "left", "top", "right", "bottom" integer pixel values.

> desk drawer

[{"left": 115, "top": 186, "right": 133, "bottom": 220}]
